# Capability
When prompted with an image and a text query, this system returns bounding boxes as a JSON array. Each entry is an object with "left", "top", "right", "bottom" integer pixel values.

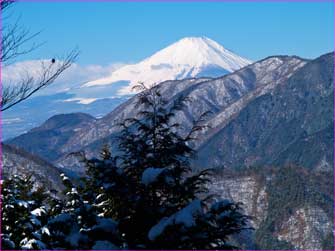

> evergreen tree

[
  {"left": 1, "top": 176, "right": 51, "bottom": 249},
  {"left": 82, "top": 84, "right": 250, "bottom": 249},
  {"left": 45, "top": 173, "right": 121, "bottom": 249},
  {"left": 1, "top": 173, "right": 120, "bottom": 250}
]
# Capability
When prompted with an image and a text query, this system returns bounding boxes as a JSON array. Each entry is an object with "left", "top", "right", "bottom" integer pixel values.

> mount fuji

[
  {"left": 83, "top": 37, "right": 252, "bottom": 95},
  {"left": 3, "top": 37, "right": 251, "bottom": 139}
]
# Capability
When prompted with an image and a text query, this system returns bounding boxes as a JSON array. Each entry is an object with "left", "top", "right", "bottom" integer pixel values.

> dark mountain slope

[
  {"left": 8, "top": 113, "right": 96, "bottom": 161},
  {"left": 8, "top": 55, "right": 308, "bottom": 167},
  {"left": 195, "top": 52, "right": 333, "bottom": 170}
]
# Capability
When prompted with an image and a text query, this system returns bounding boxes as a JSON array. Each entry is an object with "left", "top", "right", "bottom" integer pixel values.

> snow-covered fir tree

[
  {"left": 1, "top": 174, "right": 120, "bottom": 250},
  {"left": 45, "top": 173, "right": 121, "bottom": 249},
  {"left": 80, "top": 84, "right": 251, "bottom": 249},
  {"left": 1, "top": 175, "right": 51, "bottom": 249}
]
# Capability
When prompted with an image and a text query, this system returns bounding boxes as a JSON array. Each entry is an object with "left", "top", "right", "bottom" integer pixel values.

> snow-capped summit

[
  {"left": 141, "top": 36, "right": 252, "bottom": 70},
  {"left": 83, "top": 37, "right": 252, "bottom": 95}
]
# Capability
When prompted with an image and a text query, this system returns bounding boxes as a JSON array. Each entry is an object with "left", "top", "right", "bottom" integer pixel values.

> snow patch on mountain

[{"left": 83, "top": 37, "right": 252, "bottom": 95}]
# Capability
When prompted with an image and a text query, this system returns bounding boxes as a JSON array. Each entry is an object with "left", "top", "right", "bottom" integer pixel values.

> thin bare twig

[
  {"left": 1, "top": 49, "right": 79, "bottom": 111},
  {"left": 0, "top": 0, "right": 80, "bottom": 112}
]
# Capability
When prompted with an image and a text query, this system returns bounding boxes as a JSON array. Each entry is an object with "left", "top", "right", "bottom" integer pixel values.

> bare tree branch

[
  {"left": 1, "top": 21, "right": 43, "bottom": 65},
  {"left": 1, "top": 0, "right": 42, "bottom": 65},
  {"left": 0, "top": 0, "right": 80, "bottom": 112},
  {"left": 0, "top": 0, "right": 14, "bottom": 11},
  {"left": 1, "top": 49, "right": 79, "bottom": 111}
]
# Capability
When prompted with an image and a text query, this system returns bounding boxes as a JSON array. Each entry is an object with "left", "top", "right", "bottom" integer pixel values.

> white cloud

[
  {"left": 63, "top": 97, "right": 98, "bottom": 105},
  {"left": 2, "top": 117, "right": 23, "bottom": 125},
  {"left": 1, "top": 59, "right": 125, "bottom": 96}
]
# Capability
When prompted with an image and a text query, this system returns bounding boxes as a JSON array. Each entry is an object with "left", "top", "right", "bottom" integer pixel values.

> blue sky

[{"left": 7, "top": 1, "right": 334, "bottom": 65}]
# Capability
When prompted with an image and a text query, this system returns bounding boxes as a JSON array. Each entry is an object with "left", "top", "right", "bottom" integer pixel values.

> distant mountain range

[
  {"left": 3, "top": 37, "right": 251, "bottom": 140},
  {"left": 8, "top": 52, "right": 333, "bottom": 173},
  {"left": 4, "top": 48, "right": 333, "bottom": 249}
]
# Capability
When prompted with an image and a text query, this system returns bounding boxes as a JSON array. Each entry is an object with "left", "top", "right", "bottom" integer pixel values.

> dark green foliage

[
  {"left": 79, "top": 84, "right": 250, "bottom": 249},
  {"left": 44, "top": 171, "right": 122, "bottom": 250},
  {"left": 1, "top": 176, "right": 51, "bottom": 249}
]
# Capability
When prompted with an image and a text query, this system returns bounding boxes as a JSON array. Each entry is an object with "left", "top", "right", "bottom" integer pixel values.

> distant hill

[{"left": 8, "top": 113, "right": 96, "bottom": 162}]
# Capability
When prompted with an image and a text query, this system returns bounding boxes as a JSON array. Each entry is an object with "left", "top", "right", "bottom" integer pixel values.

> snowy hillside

[{"left": 83, "top": 37, "right": 252, "bottom": 95}]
